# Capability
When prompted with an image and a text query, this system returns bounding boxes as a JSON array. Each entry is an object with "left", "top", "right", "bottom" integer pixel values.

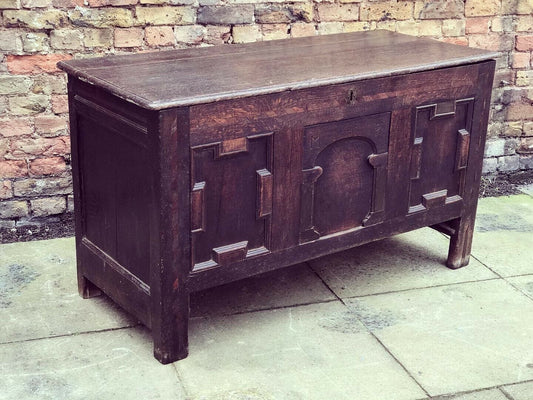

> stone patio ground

[{"left": 1, "top": 189, "right": 532, "bottom": 400}]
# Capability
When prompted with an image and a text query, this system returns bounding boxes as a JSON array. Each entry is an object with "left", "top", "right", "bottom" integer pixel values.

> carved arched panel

[
  {"left": 313, "top": 138, "right": 374, "bottom": 236},
  {"left": 300, "top": 113, "right": 390, "bottom": 243}
]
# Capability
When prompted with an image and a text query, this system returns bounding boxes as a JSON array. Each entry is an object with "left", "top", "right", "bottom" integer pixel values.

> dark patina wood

[{"left": 59, "top": 30, "right": 496, "bottom": 364}]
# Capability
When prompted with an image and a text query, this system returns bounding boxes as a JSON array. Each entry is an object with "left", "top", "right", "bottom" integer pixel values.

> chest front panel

[{"left": 188, "top": 63, "right": 486, "bottom": 275}]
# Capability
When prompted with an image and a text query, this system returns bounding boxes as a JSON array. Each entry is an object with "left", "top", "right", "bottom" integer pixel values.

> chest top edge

[{"left": 59, "top": 31, "right": 498, "bottom": 111}]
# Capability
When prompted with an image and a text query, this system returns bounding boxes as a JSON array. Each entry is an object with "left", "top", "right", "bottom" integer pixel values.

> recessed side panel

[
  {"left": 408, "top": 98, "right": 474, "bottom": 214},
  {"left": 76, "top": 99, "right": 150, "bottom": 286},
  {"left": 191, "top": 133, "right": 273, "bottom": 272},
  {"left": 79, "top": 115, "right": 117, "bottom": 258}
]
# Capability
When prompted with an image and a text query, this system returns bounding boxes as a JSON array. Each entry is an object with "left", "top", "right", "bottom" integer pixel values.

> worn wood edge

[
  {"left": 148, "top": 107, "right": 191, "bottom": 364},
  {"left": 57, "top": 30, "right": 498, "bottom": 111},
  {"left": 57, "top": 31, "right": 378, "bottom": 72},
  {"left": 57, "top": 70, "right": 155, "bottom": 110},
  {"left": 78, "top": 239, "right": 152, "bottom": 327},
  {"left": 81, "top": 237, "right": 151, "bottom": 296},
  {"left": 57, "top": 31, "right": 497, "bottom": 74},
  {"left": 58, "top": 56, "right": 498, "bottom": 111}
]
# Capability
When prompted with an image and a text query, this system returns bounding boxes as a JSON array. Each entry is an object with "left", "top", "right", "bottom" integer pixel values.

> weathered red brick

[
  {"left": 3, "top": 9, "right": 66, "bottom": 30},
  {"left": 255, "top": 3, "right": 313, "bottom": 24},
  {"left": 29, "top": 156, "right": 66, "bottom": 176},
  {"left": 0, "top": 200, "right": 29, "bottom": 218},
  {"left": 441, "top": 37, "right": 469, "bottom": 46},
  {"left": 21, "top": 0, "right": 52, "bottom": 9},
  {"left": 8, "top": 95, "right": 49, "bottom": 116},
  {"left": 491, "top": 16, "right": 513, "bottom": 33},
  {"left": 68, "top": 8, "right": 134, "bottom": 28},
  {"left": 516, "top": 35, "right": 533, "bottom": 51},
  {"left": 515, "top": 16, "right": 533, "bottom": 32},
  {"left": 507, "top": 102, "right": 533, "bottom": 121},
  {"left": 0, "top": 76, "right": 32, "bottom": 95},
  {"left": 13, "top": 176, "right": 72, "bottom": 197},
  {"left": 442, "top": 19, "right": 465, "bottom": 37},
  {"left": 87, "top": 0, "right": 136, "bottom": 5},
  {"left": 466, "top": 17, "right": 490, "bottom": 34},
  {"left": 262, "top": 24, "right": 290, "bottom": 41},
  {"left": 204, "top": 25, "right": 231, "bottom": 45},
  {"left": 6, "top": 54, "right": 72, "bottom": 75},
  {"left": 502, "top": 0, "right": 533, "bottom": 15},
  {"left": 232, "top": 25, "right": 261, "bottom": 44},
  {"left": 0, "top": 0, "right": 20, "bottom": 10},
  {"left": 52, "top": 0, "right": 83, "bottom": 7},
  {"left": 31, "top": 75, "right": 67, "bottom": 95},
  {"left": 114, "top": 27, "right": 144, "bottom": 48},
  {"left": 319, "top": 3, "right": 359, "bottom": 22},
  {"left": 145, "top": 26, "right": 175, "bottom": 47},
  {"left": 109, "top": 0, "right": 138, "bottom": 5},
  {"left": 50, "top": 29, "right": 83, "bottom": 51},
  {"left": 0, "top": 138, "right": 8, "bottom": 159},
  {"left": 418, "top": 0, "right": 464, "bottom": 19},
  {"left": 469, "top": 34, "right": 514, "bottom": 51},
  {"left": 0, "top": 97, "right": 6, "bottom": 115},
  {"left": 0, "top": 160, "right": 28, "bottom": 178},
  {"left": 34, "top": 115, "right": 67, "bottom": 135},
  {"left": 30, "top": 196, "right": 67, "bottom": 217},
  {"left": 465, "top": 0, "right": 501, "bottom": 17},
  {"left": 512, "top": 52, "right": 531, "bottom": 69},
  {"left": 51, "top": 95, "right": 69, "bottom": 114},
  {"left": 174, "top": 25, "right": 205, "bottom": 44},
  {"left": 0, "top": 118, "right": 34, "bottom": 138},
  {"left": 0, "top": 180, "right": 13, "bottom": 200},
  {"left": 9, "top": 136, "right": 70, "bottom": 159}
]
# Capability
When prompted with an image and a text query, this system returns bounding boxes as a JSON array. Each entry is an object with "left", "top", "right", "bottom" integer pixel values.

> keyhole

[{"left": 347, "top": 88, "right": 357, "bottom": 105}]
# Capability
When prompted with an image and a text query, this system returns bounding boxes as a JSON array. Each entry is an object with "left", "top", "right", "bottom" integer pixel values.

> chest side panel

[{"left": 73, "top": 81, "right": 152, "bottom": 288}]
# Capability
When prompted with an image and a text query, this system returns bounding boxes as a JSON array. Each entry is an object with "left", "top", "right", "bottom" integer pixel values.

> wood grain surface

[{"left": 58, "top": 30, "right": 497, "bottom": 109}]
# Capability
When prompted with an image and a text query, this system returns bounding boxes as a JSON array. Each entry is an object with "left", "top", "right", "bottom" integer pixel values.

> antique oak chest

[{"left": 58, "top": 30, "right": 496, "bottom": 364}]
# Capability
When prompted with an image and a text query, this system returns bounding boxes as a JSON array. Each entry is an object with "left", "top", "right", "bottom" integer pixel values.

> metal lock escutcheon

[{"left": 346, "top": 88, "right": 357, "bottom": 105}]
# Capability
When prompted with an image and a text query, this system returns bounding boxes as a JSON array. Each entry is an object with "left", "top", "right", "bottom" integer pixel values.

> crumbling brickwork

[{"left": 1, "top": 0, "right": 532, "bottom": 226}]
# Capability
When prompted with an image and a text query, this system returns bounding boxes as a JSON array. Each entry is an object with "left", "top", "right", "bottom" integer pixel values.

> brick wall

[{"left": 1, "top": 0, "right": 532, "bottom": 227}]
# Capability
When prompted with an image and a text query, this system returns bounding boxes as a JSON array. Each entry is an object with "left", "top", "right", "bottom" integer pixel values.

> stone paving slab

[
  {"left": 1, "top": 193, "right": 533, "bottom": 400},
  {"left": 432, "top": 388, "right": 510, "bottom": 400},
  {"left": 0, "top": 327, "right": 185, "bottom": 400},
  {"left": 0, "top": 238, "right": 137, "bottom": 344},
  {"left": 345, "top": 279, "right": 533, "bottom": 396},
  {"left": 505, "top": 275, "right": 533, "bottom": 301},
  {"left": 308, "top": 227, "right": 496, "bottom": 299},
  {"left": 501, "top": 380, "right": 533, "bottom": 400},
  {"left": 191, "top": 263, "right": 335, "bottom": 318},
  {"left": 472, "top": 195, "right": 533, "bottom": 276},
  {"left": 177, "top": 302, "right": 427, "bottom": 400}
]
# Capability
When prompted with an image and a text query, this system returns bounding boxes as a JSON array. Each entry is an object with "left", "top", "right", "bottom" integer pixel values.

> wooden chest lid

[{"left": 58, "top": 30, "right": 497, "bottom": 110}]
